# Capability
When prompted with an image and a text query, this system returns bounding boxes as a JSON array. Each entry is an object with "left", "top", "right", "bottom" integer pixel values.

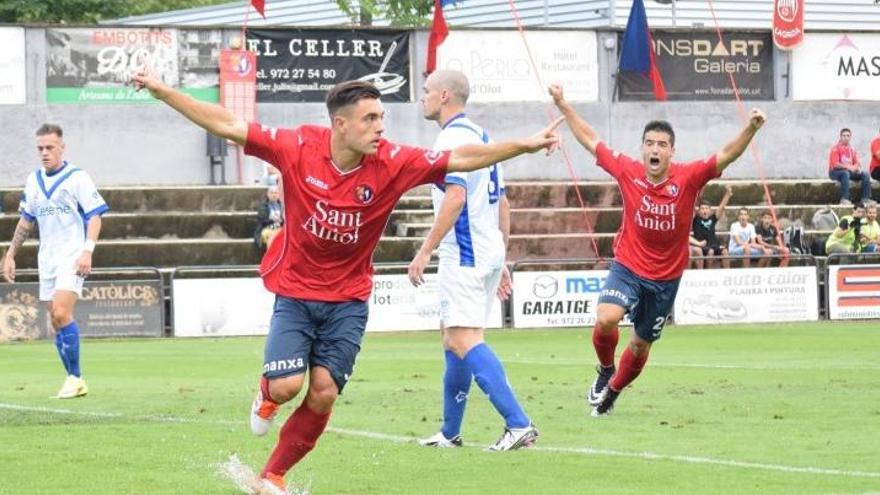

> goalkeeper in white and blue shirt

[
  {"left": 409, "top": 71, "right": 537, "bottom": 451},
  {"left": 3, "top": 124, "right": 108, "bottom": 399}
]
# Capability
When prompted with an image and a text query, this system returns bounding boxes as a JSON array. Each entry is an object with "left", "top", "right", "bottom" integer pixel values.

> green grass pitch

[{"left": 1, "top": 321, "right": 878, "bottom": 494}]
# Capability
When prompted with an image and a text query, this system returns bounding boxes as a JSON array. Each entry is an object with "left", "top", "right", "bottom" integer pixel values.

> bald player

[{"left": 409, "top": 70, "right": 537, "bottom": 451}]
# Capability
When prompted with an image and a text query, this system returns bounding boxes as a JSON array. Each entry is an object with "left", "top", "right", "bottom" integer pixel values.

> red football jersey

[
  {"left": 246, "top": 123, "right": 449, "bottom": 301},
  {"left": 596, "top": 142, "right": 719, "bottom": 281}
]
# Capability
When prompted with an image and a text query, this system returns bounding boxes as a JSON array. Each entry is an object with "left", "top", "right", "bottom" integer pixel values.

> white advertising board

[
  {"left": 0, "top": 27, "right": 26, "bottom": 104},
  {"left": 173, "top": 278, "right": 274, "bottom": 337},
  {"left": 367, "top": 274, "right": 503, "bottom": 332},
  {"left": 512, "top": 270, "right": 630, "bottom": 328},
  {"left": 437, "top": 31, "right": 598, "bottom": 102},
  {"left": 674, "top": 267, "right": 819, "bottom": 325},
  {"left": 792, "top": 33, "right": 880, "bottom": 101},
  {"left": 828, "top": 264, "right": 880, "bottom": 320}
]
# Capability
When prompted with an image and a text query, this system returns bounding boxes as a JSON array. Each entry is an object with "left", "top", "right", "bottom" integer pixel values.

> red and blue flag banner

[
  {"left": 425, "top": 0, "right": 456, "bottom": 75},
  {"left": 772, "top": 0, "right": 804, "bottom": 50},
  {"left": 251, "top": 0, "right": 266, "bottom": 17},
  {"left": 618, "top": 0, "right": 666, "bottom": 101}
]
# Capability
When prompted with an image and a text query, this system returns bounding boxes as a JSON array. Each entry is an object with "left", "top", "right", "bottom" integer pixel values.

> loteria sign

[{"left": 773, "top": 0, "right": 804, "bottom": 50}]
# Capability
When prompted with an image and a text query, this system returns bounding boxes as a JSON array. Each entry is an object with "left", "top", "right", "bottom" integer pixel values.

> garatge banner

[
  {"left": 0, "top": 281, "right": 163, "bottom": 342},
  {"left": 0, "top": 27, "right": 26, "bottom": 105},
  {"left": 45, "top": 28, "right": 221, "bottom": 103},
  {"left": 367, "top": 274, "right": 502, "bottom": 332},
  {"left": 512, "top": 270, "right": 630, "bottom": 328},
  {"left": 437, "top": 31, "right": 598, "bottom": 102},
  {"left": 827, "top": 265, "right": 880, "bottom": 320},
  {"left": 619, "top": 30, "right": 774, "bottom": 101},
  {"left": 792, "top": 33, "right": 880, "bottom": 101},
  {"left": 674, "top": 267, "right": 819, "bottom": 325},
  {"left": 247, "top": 29, "right": 411, "bottom": 102}
]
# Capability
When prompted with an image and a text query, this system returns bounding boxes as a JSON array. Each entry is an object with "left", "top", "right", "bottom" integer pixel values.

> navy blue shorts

[
  {"left": 597, "top": 261, "right": 681, "bottom": 342},
  {"left": 263, "top": 296, "right": 368, "bottom": 393}
]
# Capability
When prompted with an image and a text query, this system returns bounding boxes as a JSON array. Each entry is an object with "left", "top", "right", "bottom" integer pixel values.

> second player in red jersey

[{"left": 550, "top": 84, "right": 766, "bottom": 417}]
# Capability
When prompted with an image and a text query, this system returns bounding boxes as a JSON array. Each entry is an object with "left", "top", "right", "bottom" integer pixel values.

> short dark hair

[
  {"left": 325, "top": 80, "right": 381, "bottom": 116},
  {"left": 36, "top": 123, "right": 63, "bottom": 138},
  {"left": 642, "top": 120, "right": 675, "bottom": 147},
  {"left": 840, "top": 128, "right": 852, "bottom": 135},
  {"left": 699, "top": 201, "right": 711, "bottom": 208}
]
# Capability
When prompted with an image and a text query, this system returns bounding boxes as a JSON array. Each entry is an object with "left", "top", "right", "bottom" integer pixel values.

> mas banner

[
  {"left": 0, "top": 281, "right": 163, "bottom": 342},
  {"left": 792, "top": 33, "right": 880, "bottom": 101},
  {"left": 828, "top": 265, "right": 880, "bottom": 320},
  {"left": 367, "top": 274, "right": 502, "bottom": 332},
  {"left": 437, "top": 31, "right": 598, "bottom": 102},
  {"left": 512, "top": 270, "right": 630, "bottom": 328},
  {"left": 0, "top": 27, "right": 26, "bottom": 104},
  {"left": 46, "top": 28, "right": 220, "bottom": 103},
  {"left": 773, "top": 0, "right": 804, "bottom": 50},
  {"left": 247, "top": 29, "right": 411, "bottom": 102},
  {"left": 619, "top": 30, "right": 774, "bottom": 101},
  {"left": 674, "top": 267, "right": 819, "bottom": 325}
]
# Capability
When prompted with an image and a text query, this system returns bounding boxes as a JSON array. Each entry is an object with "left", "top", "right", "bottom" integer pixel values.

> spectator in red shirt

[
  {"left": 829, "top": 128, "right": 871, "bottom": 205},
  {"left": 870, "top": 128, "right": 880, "bottom": 195}
]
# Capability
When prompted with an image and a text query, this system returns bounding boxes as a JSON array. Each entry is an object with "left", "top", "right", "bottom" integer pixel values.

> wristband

[{"left": 83, "top": 240, "right": 96, "bottom": 253}]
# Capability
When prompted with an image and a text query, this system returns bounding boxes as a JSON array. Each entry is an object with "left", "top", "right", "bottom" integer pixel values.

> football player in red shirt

[
  {"left": 549, "top": 84, "right": 766, "bottom": 417},
  {"left": 132, "top": 70, "right": 561, "bottom": 494}
]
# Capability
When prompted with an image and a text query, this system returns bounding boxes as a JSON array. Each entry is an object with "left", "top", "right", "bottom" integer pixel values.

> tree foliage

[
  {"left": 0, "top": 0, "right": 233, "bottom": 24},
  {"left": 334, "top": 0, "right": 435, "bottom": 26}
]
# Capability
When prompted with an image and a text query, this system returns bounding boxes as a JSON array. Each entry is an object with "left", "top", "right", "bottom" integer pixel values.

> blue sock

[
  {"left": 441, "top": 350, "right": 472, "bottom": 439},
  {"left": 58, "top": 321, "right": 81, "bottom": 378},
  {"left": 54, "top": 330, "right": 70, "bottom": 375},
  {"left": 463, "top": 343, "right": 530, "bottom": 429}
]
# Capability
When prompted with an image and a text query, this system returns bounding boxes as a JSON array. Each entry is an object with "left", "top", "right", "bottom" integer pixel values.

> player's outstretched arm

[
  {"left": 3, "top": 217, "right": 34, "bottom": 283},
  {"left": 715, "top": 109, "right": 766, "bottom": 173},
  {"left": 131, "top": 70, "right": 248, "bottom": 146},
  {"left": 407, "top": 185, "right": 466, "bottom": 287},
  {"left": 447, "top": 117, "right": 563, "bottom": 173},
  {"left": 548, "top": 84, "right": 600, "bottom": 156}
]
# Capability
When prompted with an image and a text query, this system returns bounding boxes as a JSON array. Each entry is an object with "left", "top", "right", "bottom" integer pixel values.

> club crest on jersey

[
  {"left": 355, "top": 184, "right": 375, "bottom": 204},
  {"left": 665, "top": 184, "right": 679, "bottom": 197},
  {"left": 423, "top": 150, "right": 443, "bottom": 165}
]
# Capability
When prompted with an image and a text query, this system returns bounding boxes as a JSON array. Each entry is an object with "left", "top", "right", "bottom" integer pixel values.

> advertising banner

[
  {"left": 512, "top": 270, "right": 631, "bottom": 328},
  {"left": 246, "top": 29, "right": 411, "bottom": 102},
  {"left": 45, "top": 28, "right": 220, "bottom": 103},
  {"left": 0, "top": 27, "right": 26, "bottom": 104},
  {"left": 828, "top": 265, "right": 880, "bottom": 320},
  {"left": 772, "top": 0, "right": 804, "bottom": 50},
  {"left": 367, "top": 274, "right": 503, "bottom": 332},
  {"left": 173, "top": 278, "right": 274, "bottom": 337},
  {"left": 674, "top": 267, "right": 819, "bottom": 325},
  {"left": 0, "top": 281, "right": 163, "bottom": 342},
  {"left": 792, "top": 33, "right": 880, "bottom": 101},
  {"left": 437, "top": 31, "right": 598, "bottom": 102},
  {"left": 619, "top": 30, "right": 774, "bottom": 101}
]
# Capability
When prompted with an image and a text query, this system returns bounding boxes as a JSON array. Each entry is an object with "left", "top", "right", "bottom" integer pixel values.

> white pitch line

[{"left": 2, "top": 403, "right": 878, "bottom": 480}]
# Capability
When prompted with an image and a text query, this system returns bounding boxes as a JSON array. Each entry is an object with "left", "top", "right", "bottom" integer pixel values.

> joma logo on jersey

[
  {"left": 263, "top": 358, "right": 304, "bottom": 373},
  {"left": 635, "top": 196, "right": 676, "bottom": 232},
  {"left": 302, "top": 200, "right": 363, "bottom": 244},
  {"left": 306, "top": 175, "right": 329, "bottom": 190},
  {"left": 37, "top": 205, "right": 73, "bottom": 217}
]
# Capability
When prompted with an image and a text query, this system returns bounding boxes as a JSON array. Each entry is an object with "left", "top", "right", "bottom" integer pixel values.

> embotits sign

[{"left": 773, "top": 0, "right": 804, "bottom": 50}]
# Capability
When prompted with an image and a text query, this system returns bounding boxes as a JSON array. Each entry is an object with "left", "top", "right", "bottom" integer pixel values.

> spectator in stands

[
  {"left": 254, "top": 185, "right": 283, "bottom": 251},
  {"left": 754, "top": 212, "right": 790, "bottom": 267},
  {"left": 825, "top": 203, "right": 866, "bottom": 255},
  {"left": 829, "top": 128, "right": 871, "bottom": 205},
  {"left": 859, "top": 202, "right": 879, "bottom": 253},
  {"left": 728, "top": 208, "right": 763, "bottom": 267},
  {"left": 871, "top": 128, "right": 880, "bottom": 197},
  {"left": 690, "top": 184, "right": 732, "bottom": 269}
]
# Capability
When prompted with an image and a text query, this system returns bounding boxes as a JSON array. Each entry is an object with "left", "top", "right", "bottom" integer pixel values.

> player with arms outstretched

[
  {"left": 3, "top": 124, "right": 108, "bottom": 399},
  {"left": 132, "top": 70, "right": 561, "bottom": 494},
  {"left": 549, "top": 85, "right": 766, "bottom": 417}
]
